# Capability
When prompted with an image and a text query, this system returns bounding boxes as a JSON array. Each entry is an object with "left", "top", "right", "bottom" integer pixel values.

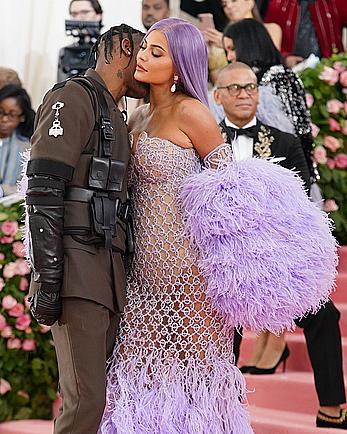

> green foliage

[
  {"left": 300, "top": 52, "right": 347, "bottom": 245},
  {"left": 0, "top": 201, "right": 58, "bottom": 422}
]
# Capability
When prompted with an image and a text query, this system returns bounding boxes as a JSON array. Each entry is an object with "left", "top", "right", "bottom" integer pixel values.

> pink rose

[
  {"left": 25, "top": 327, "right": 32, "bottom": 334},
  {"left": 0, "top": 253, "right": 5, "bottom": 261},
  {"left": 19, "top": 277, "right": 29, "bottom": 292},
  {"left": 327, "top": 158, "right": 335, "bottom": 170},
  {"left": 313, "top": 145, "right": 327, "bottom": 164},
  {"left": 333, "top": 62, "right": 345, "bottom": 73},
  {"left": 311, "top": 123, "right": 320, "bottom": 138},
  {"left": 15, "top": 259, "right": 30, "bottom": 276},
  {"left": 0, "top": 378, "right": 11, "bottom": 395},
  {"left": 8, "top": 303, "right": 24, "bottom": 318},
  {"left": 0, "top": 313, "right": 6, "bottom": 331},
  {"left": 319, "top": 66, "right": 339, "bottom": 85},
  {"left": 24, "top": 295, "right": 31, "bottom": 310},
  {"left": 305, "top": 93, "right": 314, "bottom": 108},
  {"left": 2, "top": 295, "right": 17, "bottom": 310},
  {"left": 1, "top": 221, "right": 18, "bottom": 237},
  {"left": 340, "top": 71, "right": 347, "bottom": 87},
  {"left": 0, "top": 236, "right": 14, "bottom": 244},
  {"left": 22, "top": 339, "right": 36, "bottom": 352},
  {"left": 3, "top": 262, "right": 17, "bottom": 279},
  {"left": 345, "top": 102, "right": 347, "bottom": 113},
  {"left": 7, "top": 338, "right": 21, "bottom": 350},
  {"left": 324, "top": 199, "right": 339, "bottom": 212},
  {"left": 327, "top": 99, "right": 343, "bottom": 114},
  {"left": 12, "top": 241, "right": 25, "bottom": 257},
  {"left": 1, "top": 326, "right": 13, "bottom": 338},
  {"left": 0, "top": 277, "right": 5, "bottom": 292},
  {"left": 328, "top": 118, "right": 341, "bottom": 132},
  {"left": 324, "top": 136, "right": 341, "bottom": 152},
  {"left": 343, "top": 88, "right": 347, "bottom": 95},
  {"left": 15, "top": 314, "right": 31, "bottom": 331},
  {"left": 335, "top": 153, "right": 347, "bottom": 169},
  {"left": 342, "top": 120, "right": 347, "bottom": 136}
]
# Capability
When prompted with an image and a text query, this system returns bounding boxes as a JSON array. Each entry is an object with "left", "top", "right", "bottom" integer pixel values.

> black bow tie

[{"left": 225, "top": 125, "right": 257, "bottom": 141}]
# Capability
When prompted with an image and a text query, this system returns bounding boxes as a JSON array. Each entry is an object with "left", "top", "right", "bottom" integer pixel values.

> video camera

[{"left": 57, "top": 20, "right": 102, "bottom": 81}]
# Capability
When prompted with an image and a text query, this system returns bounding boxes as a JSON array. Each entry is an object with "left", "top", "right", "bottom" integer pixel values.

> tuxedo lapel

[{"left": 253, "top": 122, "right": 274, "bottom": 159}]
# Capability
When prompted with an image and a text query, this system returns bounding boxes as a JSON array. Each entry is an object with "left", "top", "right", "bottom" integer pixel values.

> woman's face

[
  {"left": 0, "top": 97, "right": 24, "bottom": 139},
  {"left": 223, "top": 36, "right": 237, "bottom": 63},
  {"left": 135, "top": 30, "right": 175, "bottom": 88},
  {"left": 222, "top": 0, "right": 254, "bottom": 23}
]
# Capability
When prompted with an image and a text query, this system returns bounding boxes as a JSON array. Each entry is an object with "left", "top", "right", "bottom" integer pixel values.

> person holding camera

[{"left": 25, "top": 24, "right": 148, "bottom": 434}]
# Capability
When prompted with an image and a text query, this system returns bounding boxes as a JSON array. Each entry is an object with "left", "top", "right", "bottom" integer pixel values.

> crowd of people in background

[{"left": 1, "top": 0, "right": 347, "bottom": 430}]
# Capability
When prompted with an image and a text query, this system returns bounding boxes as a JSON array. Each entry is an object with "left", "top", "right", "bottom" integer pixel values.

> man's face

[
  {"left": 214, "top": 68, "right": 259, "bottom": 127},
  {"left": 142, "top": 0, "right": 170, "bottom": 30},
  {"left": 70, "top": 0, "right": 101, "bottom": 21}
]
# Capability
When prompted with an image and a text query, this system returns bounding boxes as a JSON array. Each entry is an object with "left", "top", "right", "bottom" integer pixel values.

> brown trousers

[{"left": 51, "top": 297, "right": 120, "bottom": 434}]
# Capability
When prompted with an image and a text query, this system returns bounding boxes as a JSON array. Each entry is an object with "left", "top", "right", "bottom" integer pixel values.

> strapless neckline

[{"left": 133, "top": 131, "right": 196, "bottom": 153}]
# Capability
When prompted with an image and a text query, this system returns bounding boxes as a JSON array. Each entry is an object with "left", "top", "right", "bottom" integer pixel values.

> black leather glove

[{"left": 29, "top": 283, "right": 62, "bottom": 326}]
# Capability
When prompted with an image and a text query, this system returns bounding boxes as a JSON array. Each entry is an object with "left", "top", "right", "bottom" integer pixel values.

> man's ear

[
  {"left": 213, "top": 88, "right": 222, "bottom": 106},
  {"left": 121, "top": 38, "right": 132, "bottom": 57}
]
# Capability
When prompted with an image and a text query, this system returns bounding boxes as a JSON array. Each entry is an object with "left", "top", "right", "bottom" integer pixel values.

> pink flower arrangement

[
  {"left": 0, "top": 313, "right": 6, "bottom": 331},
  {"left": 327, "top": 158, "right": 335, "bottom": 170},
  {"left": 1, "top": 236, "right": 14, "bottom": 244},
  {"left": 0, "top": 277, "right": 5, "bottom": 292},
  {"left": 306, "top": 93, "right": 314, "bottom": 108},
  {"left": 7, "top": 338, "right": 21, "bottom": 350},
  {"left": 15, "top": 259, "right": 31, "bottom": 276},
  {"left": 8, "top": 303, "right": 24, "bottom": 318},
  {"left": 1, "top": 326, "right": 13, "bottom": 338},
  {"left": 328, "top": 118, "right": 341, "bottom": 132},
  {"left": 342, "top": 121, "right": 347, "bottom": 136},
  {"left": 0, "top": 378, "right": 11, "bottom": 395},
  {"left": 333, "top": 62, "right": 345, "bottom": 73},
  {"left": 324, "top": 136, "right": 341, "bottom": 152},
  {"left": 15, "top": 314, "right": 31, "bottom": 331},
  {"left": 0, "top": 252, "right": 5, "bottom": 261},
  {"left": 22, "top": 339, "right": 36, "bottom": 352},
  {"left": 326, "top": 99, "right": 344, "bottom": 114},
  {"left": 1, "top": 221, "right": 18, "bottom": 237},
  {"left": 319, "top": 66, "right": 339, "bottom": 85},
  {"left": 335, "top": 153, "right": 347, "bottom": 169},
  {"left": 340, "top": 71, "right": 347, "bottom": 87},
  {"left": 3, "top": 262, "right": 17, "bottom": 279},
  {"left": 310, "top": 123, "right": 320, "bottom": 138},
  {"left": 2, "top": 295, "right": 17, "bottom": 310},
  {"left": 12, "top": 241, "right": 25, "bottom": 257},
  {"left": 324, "top": 199, "right": 339, "bottom": 212},
  {"left": 313, "top": 145, "right": 327, "bottom": 164},
  {"left": 19, "top": 277, "right": 29, "bottom": 292}
]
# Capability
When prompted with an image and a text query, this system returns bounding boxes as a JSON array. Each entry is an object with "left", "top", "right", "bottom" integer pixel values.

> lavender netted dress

[{"left": 99, "top": 132, "right": 252, "bottom": 433}]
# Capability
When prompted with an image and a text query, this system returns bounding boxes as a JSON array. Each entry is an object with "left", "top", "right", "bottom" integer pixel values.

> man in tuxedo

[{"left": 214, "top": 62, "right": 347, "bottom": 430}]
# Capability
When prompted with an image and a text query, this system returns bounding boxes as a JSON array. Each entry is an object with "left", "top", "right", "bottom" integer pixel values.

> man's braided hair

[{"left": 90, "top": 23, "right": 144, "bottom": 67}]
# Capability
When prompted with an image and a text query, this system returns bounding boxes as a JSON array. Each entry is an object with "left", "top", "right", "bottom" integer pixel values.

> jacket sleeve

[
  {"left": 282, "top": 135, "right": 311, "bottom": 192},
  {"left": 25, "top": 81, "right": 94, "bottom": 325},
  {"left": 181, "top": 156, "right": 337, "bottom": 333}
]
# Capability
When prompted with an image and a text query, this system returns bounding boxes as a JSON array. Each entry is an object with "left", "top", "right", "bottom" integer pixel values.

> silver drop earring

[{"left": 170, "top": 74, "right": 179, "bottom": 93}]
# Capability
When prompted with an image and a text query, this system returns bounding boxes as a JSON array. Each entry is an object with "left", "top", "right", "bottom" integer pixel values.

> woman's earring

[{"left": 170, "top": 74, "right": 179, "bottom": 93}]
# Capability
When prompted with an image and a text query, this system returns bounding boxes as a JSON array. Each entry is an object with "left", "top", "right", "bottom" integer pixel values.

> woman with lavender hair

[{"left": 99, "top": 18, "right": 336, "bottom": 433}]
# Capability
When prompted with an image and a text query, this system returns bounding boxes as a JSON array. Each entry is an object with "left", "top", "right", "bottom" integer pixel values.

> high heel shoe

[
  {"left": 248, "top": 345, "right": 290, "bottom": 375},
  {"left": 316, "top": 408, "right": 347, "bottom": 429},
  {"left": 239, "top": 365, "right": 256, "bottom": 374}
]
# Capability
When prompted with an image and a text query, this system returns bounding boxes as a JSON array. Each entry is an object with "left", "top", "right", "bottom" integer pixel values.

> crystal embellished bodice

[{"left": 116, "top": 131, "right": 234, "bottom": 365}]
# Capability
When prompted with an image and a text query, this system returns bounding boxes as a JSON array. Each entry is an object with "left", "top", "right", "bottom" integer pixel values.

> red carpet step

[
  {"left": 338, "top": 246, "right": 347, "bottom": 273},
  {"left": 0, "top": 420, "right": 53, "bottom": 434}
]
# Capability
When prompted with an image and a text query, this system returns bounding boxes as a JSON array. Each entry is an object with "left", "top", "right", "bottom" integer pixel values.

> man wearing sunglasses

[{"left": 214, "top": 61, "right": 310, "bottom": 189}]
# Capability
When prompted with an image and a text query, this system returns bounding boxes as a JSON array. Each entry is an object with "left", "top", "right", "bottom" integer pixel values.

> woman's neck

[{"left": 149, "top": 84, "right": 176, "bottom": 113}]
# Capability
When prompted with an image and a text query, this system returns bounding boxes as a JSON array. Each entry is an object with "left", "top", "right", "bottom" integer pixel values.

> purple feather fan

[{"left": 181, "top": 158, "right": 337, "bottom": 333}]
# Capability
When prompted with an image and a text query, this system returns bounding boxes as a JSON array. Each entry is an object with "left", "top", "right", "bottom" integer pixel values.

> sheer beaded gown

[{"left": 99, "top": 132, "right": 252, "bottom": 433}]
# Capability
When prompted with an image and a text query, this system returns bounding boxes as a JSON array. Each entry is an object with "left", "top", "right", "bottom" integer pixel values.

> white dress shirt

[{"left": 224, "top": 117, "right": 257, "bottom": 162}]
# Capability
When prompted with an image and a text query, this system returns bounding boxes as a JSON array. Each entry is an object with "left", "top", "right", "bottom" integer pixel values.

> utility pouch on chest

[{"left": 89, "top": 156, "right": 110, "bottom": 190}]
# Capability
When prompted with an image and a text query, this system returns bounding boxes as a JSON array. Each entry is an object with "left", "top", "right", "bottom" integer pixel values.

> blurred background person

[
  {"left": 57, "top": 0, "right": 103, "bottom": 81},
  {"left": 0, "top": 67, "right": 21, "bottom": 90},
  {"left": 259, "top": 0, "right": 347, "bottom": 68},
  {"left": 0, "top": 85, "right": 35, "bottom": 196},
  {"left": 142, "top": 0, "right": 171, "bottom": 30}
]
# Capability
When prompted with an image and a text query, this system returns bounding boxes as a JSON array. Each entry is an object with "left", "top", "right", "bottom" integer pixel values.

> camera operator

[{"left": 57, "top": 0, "right": 103, "bottom": 81}]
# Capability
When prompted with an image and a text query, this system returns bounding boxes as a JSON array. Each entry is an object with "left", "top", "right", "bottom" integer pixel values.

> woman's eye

[{"left": 152, "top": 52, "right": 161, "bottom": 58}]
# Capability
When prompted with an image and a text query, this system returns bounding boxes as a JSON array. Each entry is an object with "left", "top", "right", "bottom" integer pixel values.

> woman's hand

[{"left": 203, "top": 29, "right": 224, "bottom": 48}]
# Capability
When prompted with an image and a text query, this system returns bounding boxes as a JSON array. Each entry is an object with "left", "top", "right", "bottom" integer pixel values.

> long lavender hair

[{"left": 148, "top": 18, "right": 209, "bottom": 107}]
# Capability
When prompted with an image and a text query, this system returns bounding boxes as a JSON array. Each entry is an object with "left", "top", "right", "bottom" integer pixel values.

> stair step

[
  {"left": 246, "top": 371, "right": 347, "bottom": 415},
  {"left": 338, "top": 246, "right": 347, "bottom": 273},
  {"left": 0, "top": 420, "right": 52, "bottom": 434},
  {"left": 331, "top": 273, "right": 347, "bottom": 303},
  {"left": 239, "top": 332, "right": 347, "bottom": 373},
  {"left": 250, "top": 406, "right": 347, "bottom": 433}
]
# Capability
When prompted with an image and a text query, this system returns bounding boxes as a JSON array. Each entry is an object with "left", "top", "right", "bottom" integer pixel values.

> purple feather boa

[
  {"left": 181, "top": 158, "right": 337, "bottom": 333},
  {"left": 99, "top": 354, "right": 253, "bottom": 434},
  {"left": 17, "top": 149, "right": 31, "bottom": 262}
]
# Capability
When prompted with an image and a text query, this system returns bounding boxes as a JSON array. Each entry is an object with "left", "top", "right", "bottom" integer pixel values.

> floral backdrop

[
  {"left": 301, "top": 52, "right": 347, "bottom": 245},
  {"left": 0, "top": 201, "right": 57, "bottom": 421}
]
